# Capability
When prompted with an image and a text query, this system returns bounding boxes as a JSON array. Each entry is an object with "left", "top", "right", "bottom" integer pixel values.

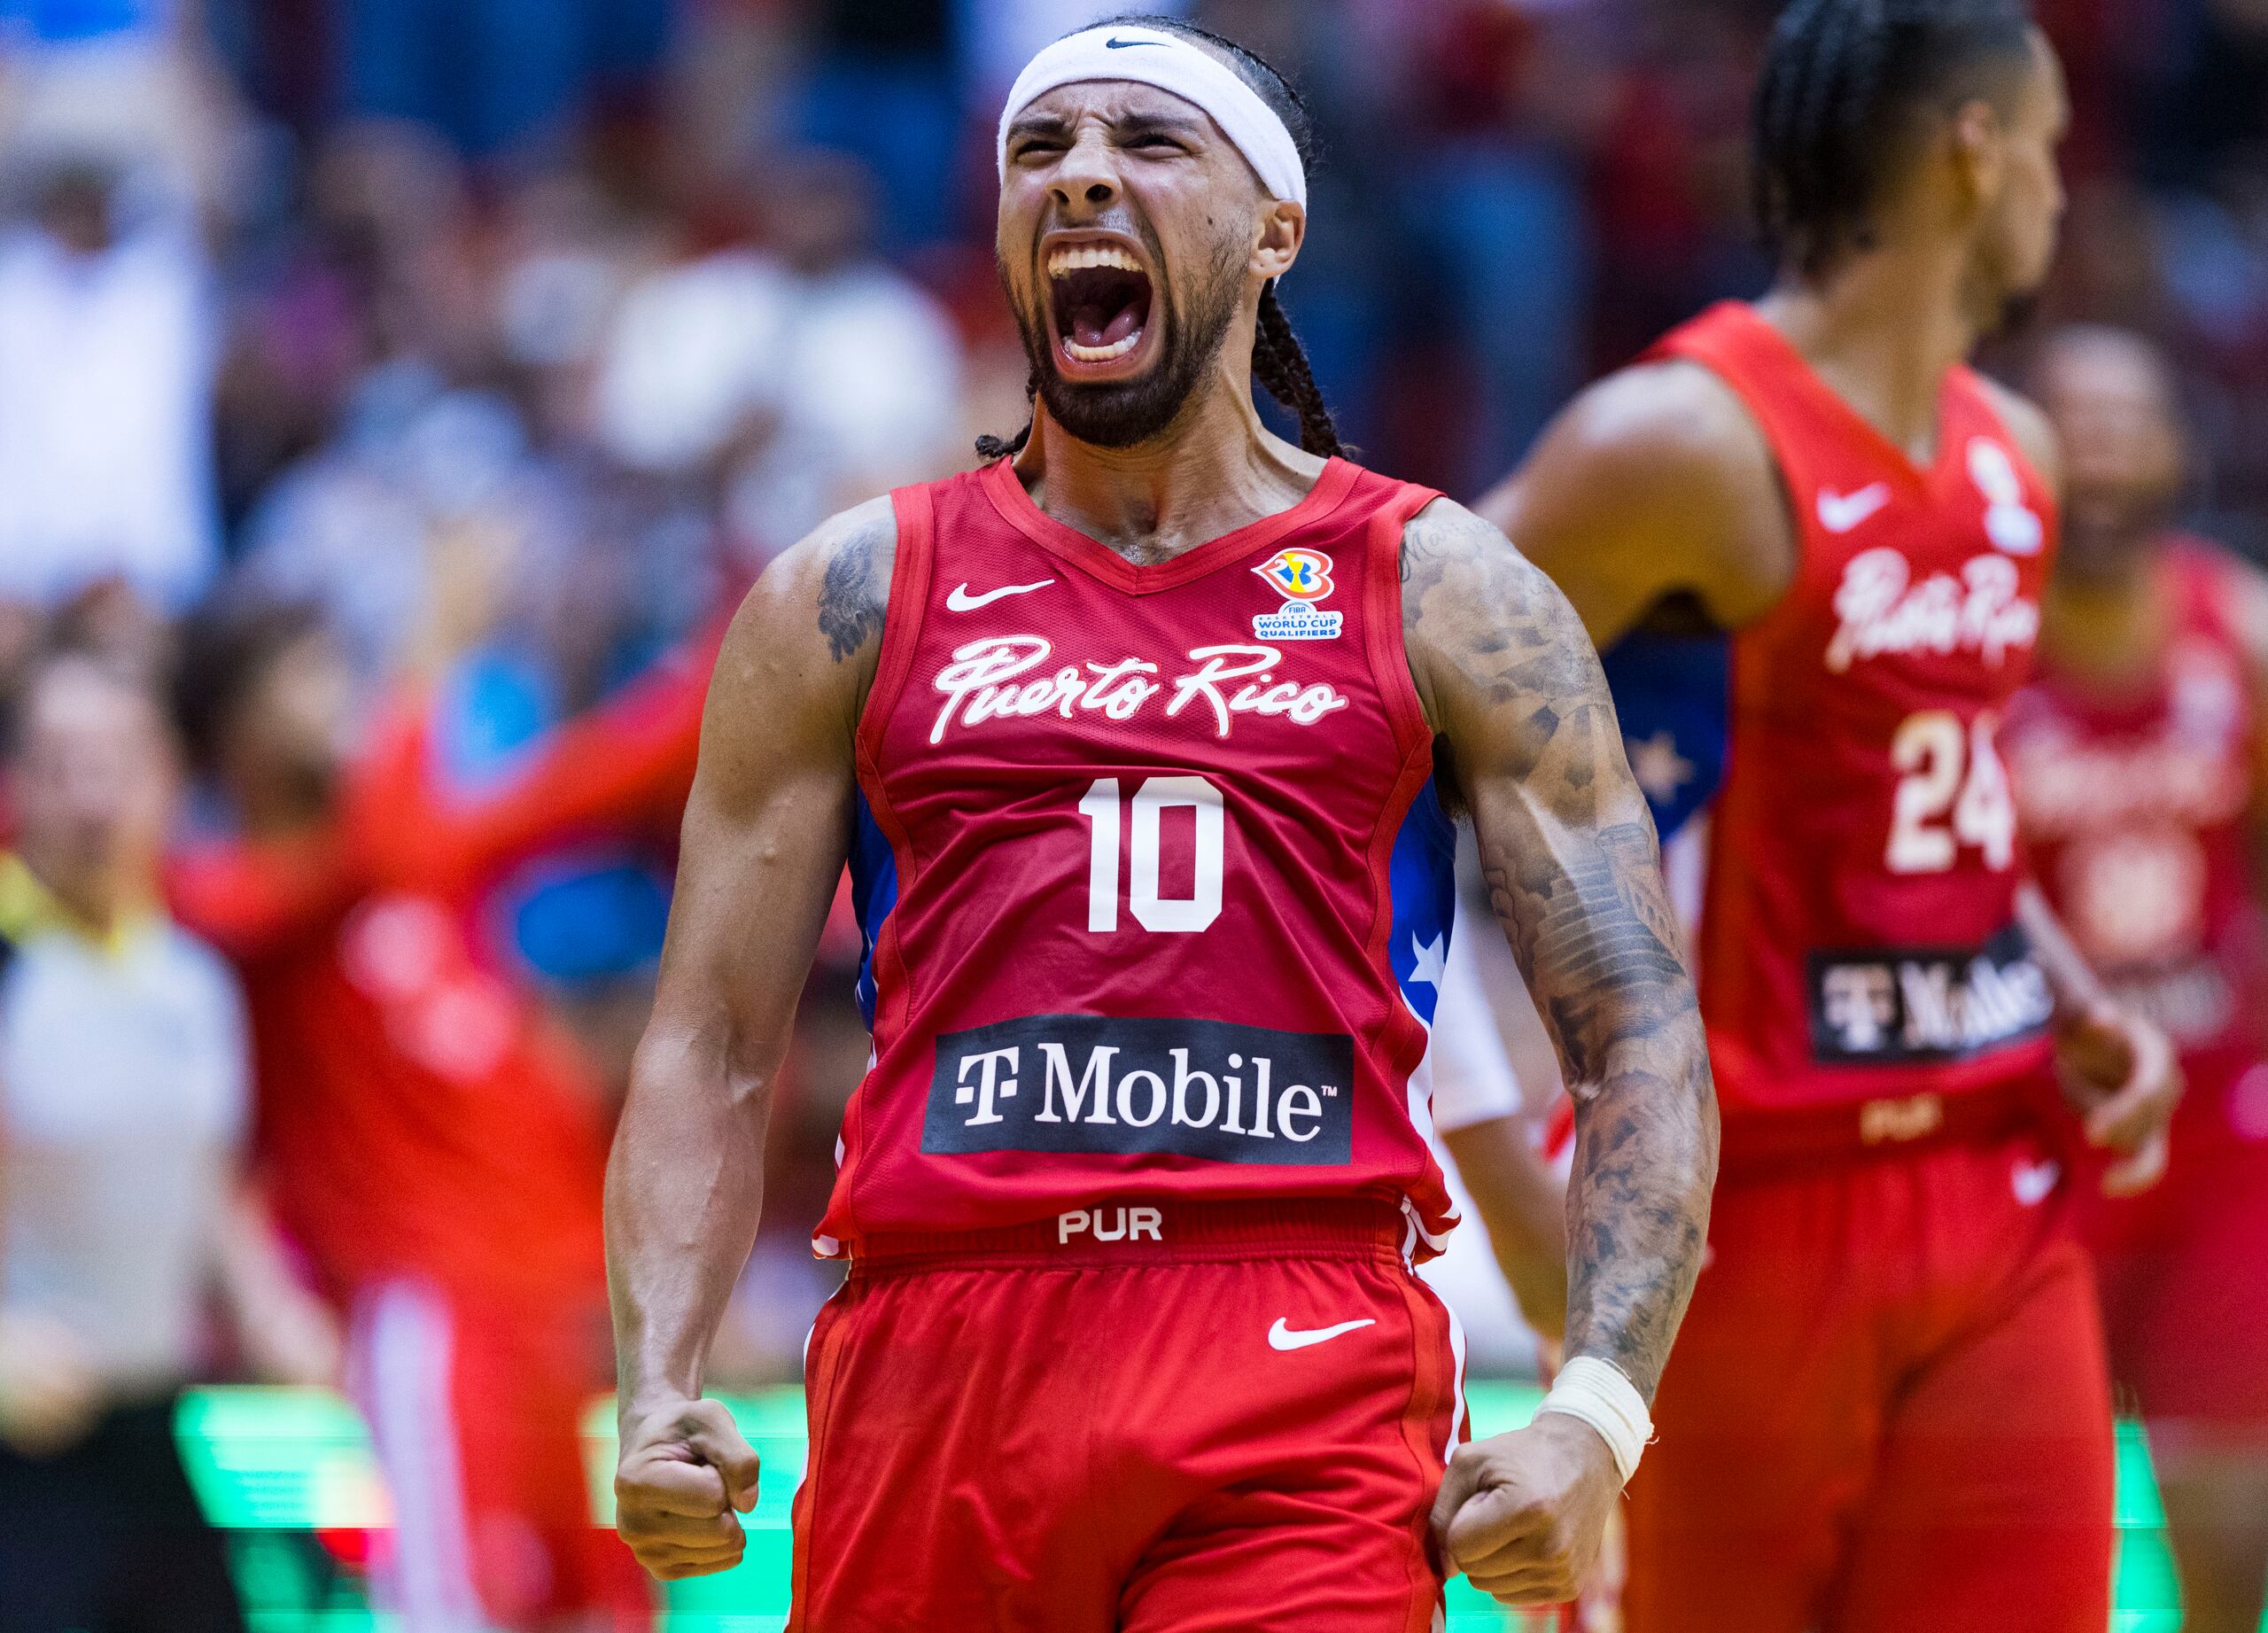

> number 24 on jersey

[{"left": 1888, "top": 710, "right": 2016, "bottom": 875}]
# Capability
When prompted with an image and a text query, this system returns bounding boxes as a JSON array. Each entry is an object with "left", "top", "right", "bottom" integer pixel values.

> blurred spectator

[
  {"left": 1391, "top": 1, "right": 1597, "bottom": 488},
  {"left": 0, "top": 649, "right": 335, "bottom": 1633},
  {"left": 594, "top": 148, "right": 963, "bottom": 562},
  {"left": 0, "top": 0, "right": 252, "bottom": 222},
  {"left": 238, "top": 380, "right": 556, "bottom": 688},
  {"left": 0, "top": 157, "right": 219, "bottom": 615},
  {"left": 960, "top": 0, "right": 1178, "bottom": 89},
  {"left": 168, "top": 596, "right": 712, "bottom": 1630}
]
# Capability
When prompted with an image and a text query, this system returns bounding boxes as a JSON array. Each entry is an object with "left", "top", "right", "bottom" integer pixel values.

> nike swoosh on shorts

[{"left": 1267, "top": 1317, "right": 1377, "bottom": 1351}]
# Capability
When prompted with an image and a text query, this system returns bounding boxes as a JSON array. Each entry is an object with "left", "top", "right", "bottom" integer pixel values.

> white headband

[{"left": 996, "top": 24, "right": 1307, "bottom": 210}]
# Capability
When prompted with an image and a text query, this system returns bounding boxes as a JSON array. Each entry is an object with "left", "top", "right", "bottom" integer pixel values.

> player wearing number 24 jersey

[
  {"left": 607, "top": 18, "right": 1716, "bottom": 1632},
  {"left": 1477, "top": 4, "right": 2180, "bottom": 1630}
]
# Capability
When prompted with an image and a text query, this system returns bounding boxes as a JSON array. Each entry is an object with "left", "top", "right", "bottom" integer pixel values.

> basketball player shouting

[
  {"left": 1476, "top": 3, "right": 2180, "bottom": 1629},
  {"left": 607, "top": 17, "right": 1717, "bottom": 1629}
]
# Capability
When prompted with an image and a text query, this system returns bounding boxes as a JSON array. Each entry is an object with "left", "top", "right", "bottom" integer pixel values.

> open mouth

[{"left": 1046, "top": 240, "right": 1154, "bottom": 368}]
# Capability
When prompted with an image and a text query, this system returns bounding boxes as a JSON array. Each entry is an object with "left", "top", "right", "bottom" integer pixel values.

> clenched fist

[
  {"left": 1429, "top": 1411, "right": 1621, "bottom": 1605},
  {"left": 2054, "top": 998, "right": 2181, "bottom": 1196},
  {"left": 614, "top": 1396, "right": 763, "bottom": 1581}
]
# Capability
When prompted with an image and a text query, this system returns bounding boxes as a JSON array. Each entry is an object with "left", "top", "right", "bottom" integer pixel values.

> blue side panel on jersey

[
  {"left": 1387, "top": 774, "right": 1460, "bottom": 1029},
  {"left": 1599, "top": 630, "right": 1731, "bottom": 842},
  {"left": 848, "top": 791, "right": 898, "bottom": 1032}
]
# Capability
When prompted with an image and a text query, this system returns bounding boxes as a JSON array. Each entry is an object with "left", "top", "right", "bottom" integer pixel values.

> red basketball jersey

[
  {"left": 2005, "top": 541, "right": 2267, "bottom": 1065},
  {"left": 818, "top": 457, "right": 1462, "bottom": 1256},
  {"left": 1653, "top": 302, "right": 2060, "bottom": 1133}
]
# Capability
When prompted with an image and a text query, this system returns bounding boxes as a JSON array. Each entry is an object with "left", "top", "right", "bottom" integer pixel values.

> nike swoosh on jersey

[
  {"left": 1267, "top": 1317, "right": 1377, "bottom": 1351},
  {"left": 1816, "top": 482, "right": 1892, "bottom": 533},
  {"left": 1106, "top": 36, "right": 1163, "bottom": 48},
  {"left": 945, "top": 579, "right": 1057, "bottom": 611}
]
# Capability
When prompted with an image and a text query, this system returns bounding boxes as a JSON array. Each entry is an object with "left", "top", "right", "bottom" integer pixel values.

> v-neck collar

[
  {"left": 1733, "top": 306, "right": 1961, "bottom": 491},
  {"left": 978, "top": 455, "right": 1359, "bottom": 596}
]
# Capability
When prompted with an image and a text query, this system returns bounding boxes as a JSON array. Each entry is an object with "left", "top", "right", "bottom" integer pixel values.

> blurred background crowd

[{"left": 0, "top": 0, "right": 2263, "bottom": 1622}]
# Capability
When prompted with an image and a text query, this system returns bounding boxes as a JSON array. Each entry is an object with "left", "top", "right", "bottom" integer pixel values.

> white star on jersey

[
  {"left": 1408, "top": 932, "right": 1447, "bottom": 992},
  {"left": 1628, "top": 731, "right": 1697, "bottom": 807}
]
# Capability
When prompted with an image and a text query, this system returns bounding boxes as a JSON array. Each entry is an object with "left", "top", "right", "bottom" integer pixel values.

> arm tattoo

[
  {"left": 1405, "top": 499, "right": 1718, "bottom": 1402},
  {"left": 1484, "top": 823, "right": 1690, "bottom": 1084},
  {"left": 816, "top": 523, "right": 888, "bottom": 664}
]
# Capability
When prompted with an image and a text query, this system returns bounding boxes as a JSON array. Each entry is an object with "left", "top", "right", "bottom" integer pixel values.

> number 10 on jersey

[{"left": 1077, "top": 776, "right": 1226, "bottom": 933}]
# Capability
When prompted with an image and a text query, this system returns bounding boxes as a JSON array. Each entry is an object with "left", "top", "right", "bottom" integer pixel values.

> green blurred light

[{"left": 175, "top": 1384, "right": 2221, "bottom": 1630}]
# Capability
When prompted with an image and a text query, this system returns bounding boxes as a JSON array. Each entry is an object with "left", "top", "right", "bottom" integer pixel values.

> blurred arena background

[{"left": 0, "top": 0, "right": 2261, "bottom": 1627}]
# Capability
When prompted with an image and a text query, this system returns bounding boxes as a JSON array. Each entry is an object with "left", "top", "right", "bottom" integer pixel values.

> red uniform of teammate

[
  {"left": 1626, "top": 299, "right": 2114, "bottom": 1629},
  {"left": 2003, "top": 323, "right": 2268, "bottom": 1633},
  {"left": 2010, "top": 542, "right": 2268, "bottom": 1433},
  {"left": 170, "top": 608, "right": 710, "bottom": 1631},
  {"left": 1477, "top": 5, "right": 2180, "bottom": 1627}
]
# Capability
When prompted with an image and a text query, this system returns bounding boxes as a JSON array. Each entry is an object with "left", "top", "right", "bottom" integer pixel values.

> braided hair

[
  {"left": 977, "top": 13, "right": 1344, "bottom": 462},
  {"left": 1751, "top": 0, "right": 2036, "bottom": 278}
]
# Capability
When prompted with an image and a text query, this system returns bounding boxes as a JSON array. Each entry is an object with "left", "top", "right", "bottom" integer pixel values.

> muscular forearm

[
  {"left": 1480, "top": 820, "right": 1717, "bottom": 1403},
  {"left": 605, "top": 1024, "right": 774, "bottom": 1419},
  {"left": 1402, "top": 494, "right": 1719, "bottom": 1403},
  {"left": 1561, "top": 1020, "right": 1715, "bottom": 1400}
]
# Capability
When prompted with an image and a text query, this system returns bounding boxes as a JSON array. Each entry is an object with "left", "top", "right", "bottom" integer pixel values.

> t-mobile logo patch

[
  {"left": 922, "top": 1014, "right": 1355, "bottom": 1164},
  {"left": 1806, "top": 924, "right": 2052, "bottom": 1065}
]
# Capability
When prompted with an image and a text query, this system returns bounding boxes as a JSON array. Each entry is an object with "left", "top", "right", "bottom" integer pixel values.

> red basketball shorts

[
  {"left": 1624, "top": 1127, "right": 2117, "bottom": 1633},
  {"left": 2085, "top": 1049, "right": 2268, "bottom": 1449},
  {"left": 787, "top": 1199, "right": 1464, "bottom": 1633}
]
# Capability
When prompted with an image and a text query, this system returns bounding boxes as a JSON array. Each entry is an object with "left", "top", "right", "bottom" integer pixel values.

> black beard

[{"left": 1007, "top": 241, "right": 1245, "bottom": 449}]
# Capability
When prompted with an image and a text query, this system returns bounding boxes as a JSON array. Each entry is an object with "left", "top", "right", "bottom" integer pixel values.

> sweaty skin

[
  {"left": 606, "top": 52, "right": 1717, "bottom": 1608},
  {"left": 605, "top": 502, "right": 893, "bottom": 1582}
]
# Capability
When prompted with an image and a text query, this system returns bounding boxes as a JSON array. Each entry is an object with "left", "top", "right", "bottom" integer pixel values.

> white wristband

[{"left": 1535, "top": 1356, "right": 1653, "bottom": 1485}]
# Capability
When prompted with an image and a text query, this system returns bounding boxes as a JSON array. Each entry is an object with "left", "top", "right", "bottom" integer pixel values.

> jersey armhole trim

[
  {"left": 1361, "top": 482, "right": 1448, "bottom": 1104},
  {"left": 855, "top": 485, "right": 935, "bottom": 767},
  {"left": 1365, "top": 485, "right": 1448, "bottom": 762},
  {"left": 841, "top": 484, "right": 936, "bottom": 1207}
]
